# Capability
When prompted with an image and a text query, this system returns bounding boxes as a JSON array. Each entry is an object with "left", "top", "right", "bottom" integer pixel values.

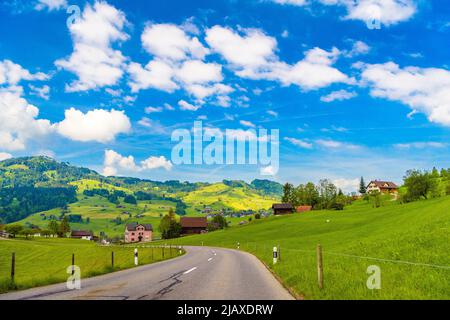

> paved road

[{"left": 0, "top": 246, "right": 293, "bottom": 300}]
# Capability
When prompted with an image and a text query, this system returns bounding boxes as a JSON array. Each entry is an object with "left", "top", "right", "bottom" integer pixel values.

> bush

[
  {"left": 124, "top": 195, "right": 137, "bottom": 205},
  {"left": 254, "top": 213, "right": 261, "bottom": 219}
]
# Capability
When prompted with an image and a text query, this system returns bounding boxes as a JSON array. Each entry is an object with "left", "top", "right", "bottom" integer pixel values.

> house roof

[
  {"left": 180, "top": 217, "right": 207, "bottom": 228},
  {"left": 368, "top": 181, "right": 398, "bottom": 189},
  {"left": 126, "top": 223, "right": 153, "bottom": 231},
  {"left": 296, "top": 205, "right": 312, "bottom": 212},
  {"left": 272, "top": 203, "right": 294, "bottom": 210},
  {"left": 71, "top": 230, "right": 93, "bottom": 237}
]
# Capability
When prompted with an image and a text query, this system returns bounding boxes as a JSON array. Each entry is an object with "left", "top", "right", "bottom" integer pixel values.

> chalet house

[
  {"left": 367, "top": 180, "right": 399, "bottom": 194},
  {"left": 71, "top": 230, "right": 94, "bottom": 240},
  {"left": 125, "top": 223, "right": 153, "bottom": 243},
  {"left": 272, "top": 203, "right": 294, "bottom": 215},
  {"left": 296, "top": 205, "right": 312, "bottom": 213},
  {"left": 180, "top": 217, "right": 207, "bottom": 235}
]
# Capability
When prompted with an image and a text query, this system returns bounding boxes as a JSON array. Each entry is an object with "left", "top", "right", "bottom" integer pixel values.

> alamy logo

[{"left": 171, "top": 121, "right": 279, "bottom": 175}]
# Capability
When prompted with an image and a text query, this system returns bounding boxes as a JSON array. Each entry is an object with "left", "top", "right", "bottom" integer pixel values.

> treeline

[
  {"left": 401, "top": 167, "right": 450, "bottom": 202},
  {"left": 281, "top": 179, "right": 351, "bottom": 210},
  {"left": 0, "top": 187, "right": 77, "bottom": 223}
]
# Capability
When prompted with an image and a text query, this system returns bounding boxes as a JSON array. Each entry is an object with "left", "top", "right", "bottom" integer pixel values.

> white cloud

[
  {"left": 270, "top": 0, "right": 417, "bottom": 26},
  {"left": 321, "top": 89, "right": 357, "bottom": 102},
  {"left": 0, "top": 60, "right": 48, "bottom": 85},
  {"left": 284, "top": 137, "right": 313, "bottom": 149},
  {"left": 103, "top": 149, "right": 172, "bottom": 176},
  {"left": 141, "top": 23, "right": 208, "bottom": 61},
  {"left": 176, "top": 60, "right": 223, "bottom": 84},
  {"left": 144, "top": 106, "right": 163, "bottom": 113},
  {"left": 239, "top": 120, "right": 256, "bottom": 128},
  {"left": 206, "top": 26, "right": 352, "bottom": 90},
  {"left": 0, "top": 152, "right": 13, "bottom": 161},
  {"left": 360, "top": 62, "right": 450, "bottom": 126},
  {"left": 0, "top": 86, "right": 53, "bottom": 151},
  {"left": 141, "top": 156, "right": 173, "bottom": 171},
  {"left": 178, "top": 100, "right": 200, "bottom": 111},
  {"left": 316, "top": 139, "right": 361, "bottom": 150},
  {"left": 29, "top": 84, "right": 50, "bottom": 100},
  {"left": 56, "top": 108, "right": 131, "bottom": 143},
  {"left": 267, "top": 110, "right": 278, "bottom": 117},
  {"left": 333, "top": 178, "right": 359, "bottom": 193},
  {"left": 35, "top": 0, "right": 67, "bottom": 11},
  {"left": 260, "top": 165, "right": 277, "bottom": 176},
  {"left": 127, "top": 60, "right": 178, "bottom": 93},
  {"left": 345, "top": 40, "right": 370, "bottom": 57},
  {"left": 55, "top": 2, "right": 128, "bottom": 92},
  {"left": 394, "top": 142, "right": 447, "bottom": 149}
]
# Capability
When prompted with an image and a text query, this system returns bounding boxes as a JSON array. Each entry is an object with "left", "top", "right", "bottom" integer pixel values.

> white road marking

[
  {"left": 184, "top": 267, "right": 197, "bottom": 274},
  {"left": 208, "top": 258, "right": 213, "bottom": 262}
]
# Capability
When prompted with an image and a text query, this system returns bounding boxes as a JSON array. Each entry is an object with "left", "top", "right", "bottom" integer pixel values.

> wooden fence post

[
  {"left": 11, "top": 252, "right": 15, "bottom": 282},
  {"left": 317, "top": 244, "right": 324, "bottom": 289},
  {"left": 111, "top": 251, "right": 114, "bottom": 269}
]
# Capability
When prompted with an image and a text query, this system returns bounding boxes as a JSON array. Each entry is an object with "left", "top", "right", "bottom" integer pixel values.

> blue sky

[{"left": 0, "top": 0, "right": 449, "bottom": 192}]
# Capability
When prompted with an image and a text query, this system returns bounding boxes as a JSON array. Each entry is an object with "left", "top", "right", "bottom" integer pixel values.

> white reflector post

[
  {"left": 273, "top": 246, "right": 278, "bottom": 264},
  {"left": 134, "top": 248, "right": 138, "bottom": 266}
]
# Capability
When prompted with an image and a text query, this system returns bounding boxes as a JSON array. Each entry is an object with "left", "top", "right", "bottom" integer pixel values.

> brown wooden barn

[
  {"left": 272, "top": 203, "right": 294, "bottom": 215},
  {"left": 180, "top": 217, "right": 208, "bottom": 235}
]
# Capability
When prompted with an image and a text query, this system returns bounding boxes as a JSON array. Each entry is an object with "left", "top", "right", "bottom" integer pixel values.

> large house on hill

[
  {"left": 367, "top": 180, "right": 399, "bottom": 194},
  {"left": 125, "top": 223, "right": 153, "bottom": 243}
]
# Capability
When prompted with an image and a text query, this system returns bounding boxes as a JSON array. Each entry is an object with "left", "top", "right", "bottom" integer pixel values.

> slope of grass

[
  {"left": 17, "top": 196, "right": 177, "bottom": 238},
  {"left": 69, "top": 179, "right": 131, "bottom": 193},
  {"left": 169, "top": 197, "right": 450, "bottom": 300},
  {"left": 0, "top": 238, "right": 182, "bottom": 293},
  {"left": 182, "top": 183, "right": 276, "bottom": 213}
]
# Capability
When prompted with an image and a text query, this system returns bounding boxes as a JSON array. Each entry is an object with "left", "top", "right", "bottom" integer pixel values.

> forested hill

[{"left": 0, "top": 156, "right": 282, "bottom": 223}]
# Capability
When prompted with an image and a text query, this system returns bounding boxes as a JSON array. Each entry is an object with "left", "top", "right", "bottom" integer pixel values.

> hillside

[
  {"left": 1, "top": 157, "right": 282, "bottom": 236},
  {"left": 171, "top": 196, "right": 450, "bottom": 299}
]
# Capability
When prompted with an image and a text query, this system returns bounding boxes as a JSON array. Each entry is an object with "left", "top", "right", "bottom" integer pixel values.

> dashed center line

[
  {"left": 208, "top": 258, "right": 213, "bottom": 262},
  {"left": 183, "top": 267, "right": 197, "bottom": 275}
]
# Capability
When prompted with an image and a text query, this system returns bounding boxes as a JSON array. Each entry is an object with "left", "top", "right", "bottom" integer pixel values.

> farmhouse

[
  {"left": 125, "top": 223, "right": 153, "bottom": 243},
  {"left": 296, "top": 205, "right": 312, "bottom": 213},
  {"left": 272, "top": 203, "right": 294, "bottom": 215},
  {"left": 367, "top": 180, "right": 399, "bottom": 194},
  {"left": 180, "top": 217, "right": 207, "bottom": 235},
  {"left": 71, "top": 230, "right": 94, "bottom": 240}
]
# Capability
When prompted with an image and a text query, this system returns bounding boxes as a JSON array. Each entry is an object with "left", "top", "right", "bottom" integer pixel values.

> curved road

[{"left": 0, "top": 246, "right": 293, "bottom": 300}]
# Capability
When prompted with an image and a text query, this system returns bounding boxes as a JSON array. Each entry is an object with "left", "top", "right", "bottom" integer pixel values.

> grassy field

[
  {"left": 17, "top": 195, "right": 177, "bottom": 238},
  {"left": 0, "top": 238, "right": 183, "bottom": 293},
  {"left": 182, "top": 183, "right": 275, "bottom": 214},
  {"left": 166, "top": 197, "right": 450, "bottom": 300}
]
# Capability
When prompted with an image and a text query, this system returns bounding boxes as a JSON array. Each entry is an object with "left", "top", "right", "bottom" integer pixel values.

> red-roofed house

[
  {"left": 367, "top": 180, "right": 399, "bottom": 194},
  {"left": 296, "top": 206, "right": 312, "bottom": 213}
]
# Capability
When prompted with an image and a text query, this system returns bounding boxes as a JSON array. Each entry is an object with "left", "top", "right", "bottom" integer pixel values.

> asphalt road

[{"left": 0, "top": 246, "right": 293, "bottom": 300}]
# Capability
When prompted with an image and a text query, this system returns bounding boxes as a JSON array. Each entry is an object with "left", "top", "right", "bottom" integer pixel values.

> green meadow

[
  {"left": 167, "top": 197, "right": 450, "bottom": 300},
  {"left": 0, "top": 238, "right": 182, "bottom": 293}
]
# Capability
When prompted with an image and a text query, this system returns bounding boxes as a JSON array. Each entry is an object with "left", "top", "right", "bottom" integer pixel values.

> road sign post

[
  {"left": 273, "top": 246, "right": 278, "bottom": 264},
  {"left": 317, "top": 244, "right": 324, "bottom": 289},
  {"left": 134, "top": 248, "right": 138, "bottom": 266}
]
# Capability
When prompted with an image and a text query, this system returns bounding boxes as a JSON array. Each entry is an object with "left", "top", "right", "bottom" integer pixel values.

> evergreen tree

[
  {"left": 281, "top": 183, "right": 294, "bottom": 203},
  {"left": 58, "top": 216, "right": 71, "bottom": 237},
  {"left": 359, "top": 177, "right": 367, "bottom": 195}
]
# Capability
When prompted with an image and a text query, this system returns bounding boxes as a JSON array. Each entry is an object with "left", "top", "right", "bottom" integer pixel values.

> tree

[
  {"left": 5, "top": 224, "right": 23, "bottom": 238},
  {"left": 359, "top": 177, "right": 367, "bottom": 195},
  {"left": 159, "top": 208, "right": 181, "bottom": 239},
  {"left": 211, "top": 215, "right": 228, "bottom": 229},
  {"left": 124, "top": 194, "right": 137, "bottom": 205},
  {"left": 403, "top": 170, "right": 438, "bottom": 201},
  {"left": 20, "top": 228, "right": 36, "bottom": 239},
  {"left": 281, "top": 183, "right": 294, "bottom": 203},
  {"left": 48, "top": 219, "right": 59, "bottom": 235},
  {"left": 58, "top": 216, "right": 71, "bottom": 237}
]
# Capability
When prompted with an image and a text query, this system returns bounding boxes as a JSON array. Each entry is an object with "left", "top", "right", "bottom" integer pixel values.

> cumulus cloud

[
  {"left": 178, "top": 100, "right": 200, "bottom": 111},
  {"left": 103, "top": 149, "right": 172, "bottom": 176},
  {"left": 270, "top": 0, "right": 417, "bottom": 26},
  {"left": 206, "top": 26, "right": 352, "bottom": 90},
  {"left": 127, "top": 60, "right": 178, "bottom": 93},
  {"left": 321, "top": 89, "right": 357, "bottom": 102},
  {"left": 316, "top": 139, "right": 361, "bottom": 150},
  {"left": 239, "top": 120, "right": 256, "bottom": 128},
  {"left": 55, "top": 2, "right": 129, "bottom": 92},
  {"left": 35, "top": 0, "right": 67, "bottom": 11},
  {"left": 0, "top": 60, "right": 48, "bottom": 85},
  {"left": 0, "top": 152, "right": 13, "bottom": 161},
  {"left": 56, "top": 108, "right": 131, "bottom": 143},
  {"left": 393, "top": 142, "right": 448, "bottom": 149},
  {"left": 333, "top": 178, "right": 359, "bottom": 193},
  {"left": 360, "top": 62, "right": 450, "bottom": 126},
  {"left": 29, "top": 84, "right": 50, "bottom": 100},
  {"left": 0, "top": 86, "right": 53, "bottom": 151}
]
